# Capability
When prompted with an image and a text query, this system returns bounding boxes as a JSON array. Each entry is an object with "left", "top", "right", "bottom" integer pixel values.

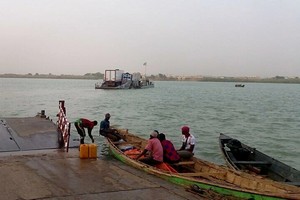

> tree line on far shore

[
  {"left": 0, "top": 72, "right": 103, "bottom": 80},
  {"left": 0, "top": 72, "right": 300, "bottom": 84}
]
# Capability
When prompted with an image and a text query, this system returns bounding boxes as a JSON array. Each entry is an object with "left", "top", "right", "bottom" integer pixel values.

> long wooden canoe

[
  {"left": 219, "top": 133, "right": 300, "bottom": 187},
  {"left": 107, "top": 129, "right": 300, "bottom": 200}
]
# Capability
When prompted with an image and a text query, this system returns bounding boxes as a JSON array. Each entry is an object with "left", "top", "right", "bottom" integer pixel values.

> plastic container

[
  {"left": 79, "top": 144, "right": 89, "bottom": 159},
  {"left": 119, "top": 145, "right": 134, "bottom": 151},
  {"left": 88, "top": 143, "right": 97, "bottom": 159}
]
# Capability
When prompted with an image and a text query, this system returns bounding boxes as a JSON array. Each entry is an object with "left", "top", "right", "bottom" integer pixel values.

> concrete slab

[
  {"left": 0, "top": 116, "right": 233, "bottom": 199},
  {"left": 0, "top": 119, "right": 20, "bottom": 152},
  {"left": 0, "top": 149, "right": 203, "bottom": 200},
  {"left": 0, "top": 117, "right": 77, "bottom": 152}
]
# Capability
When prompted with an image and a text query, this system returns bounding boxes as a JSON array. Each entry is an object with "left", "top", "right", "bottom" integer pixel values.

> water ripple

[{"left": 1, "top": 78, "right": 299, "bottom": 169}]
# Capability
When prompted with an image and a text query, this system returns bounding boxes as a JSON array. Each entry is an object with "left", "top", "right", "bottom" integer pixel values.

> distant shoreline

[
  {"left": 0, "top": 73, "right": 101, "bottom": 80},
  {"left": 1, "top": 73, "right": 300, "bottom": 84}
]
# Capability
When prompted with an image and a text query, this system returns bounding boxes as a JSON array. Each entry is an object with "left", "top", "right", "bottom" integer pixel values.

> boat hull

[
  {"left": 95, "top": 82, "right": 154, "bottom": 89},
  {"left": 107, "top": 130, "right": 300, "bottom": 200},
  {"left": 109, "top": 146, "right": 282, "bottom": 200},
  {"left": 219, "top": 133, "right": 300, "bottom": 186}
]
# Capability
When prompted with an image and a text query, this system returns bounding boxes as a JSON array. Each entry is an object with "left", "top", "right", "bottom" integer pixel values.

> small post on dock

[
  {"left": 57, "top": 100, "right": 70, "bottom": 152},
  {"left": 41, "top": 110, "right": 46, "bottom": 118},
  {"left": 59, "top": 100, "right": 66, "bottom": 115}
]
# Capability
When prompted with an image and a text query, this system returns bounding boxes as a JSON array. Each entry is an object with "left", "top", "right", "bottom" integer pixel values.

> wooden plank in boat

[
  {"left": 172, "top": 161, "right": 195, "bottom": 166},
  {"left": 285, "top": 182, "right": 300, "bottom": 186},
  {"left": 233, "top": 161, "right": 271, "bottom": 166},
  {"left": 113, "top": 141, "right": 141, "bottom": 145},
  {"left": 179, "top": 172, "right": 226, "bottom": 177}
]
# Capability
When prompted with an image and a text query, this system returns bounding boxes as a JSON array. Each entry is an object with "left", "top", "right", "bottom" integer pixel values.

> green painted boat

[{"left": 107, "top": 129, "right": 300, "bottom": 200}]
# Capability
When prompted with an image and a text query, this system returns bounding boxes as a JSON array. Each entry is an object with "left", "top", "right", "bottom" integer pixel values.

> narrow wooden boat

[
  {"left": 107, "top": 129, "right": 300, "bottom": 200},
  {"left": 219, "top": 133, "right": 300, "bottom": 186}
]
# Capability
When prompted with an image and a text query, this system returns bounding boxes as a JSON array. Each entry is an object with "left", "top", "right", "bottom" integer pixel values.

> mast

[{"left": 143, "top": 62, "right": 147, "bottom": 79}]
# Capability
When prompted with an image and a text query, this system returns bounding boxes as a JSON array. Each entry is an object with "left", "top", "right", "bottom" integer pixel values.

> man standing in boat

[
  {"left": 177, "top": 126, "right": 196, "bottom": 159},
  {"left": 74, "top": 118, "right": 97, "bottom": 144},
  {"left": 99, "top": 113, "right": 125, "bottom": 141}
]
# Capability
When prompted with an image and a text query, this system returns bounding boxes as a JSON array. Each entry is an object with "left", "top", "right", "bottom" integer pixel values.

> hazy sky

[{"left": 1, "top": 0, "right": 299, "bottom": 77}]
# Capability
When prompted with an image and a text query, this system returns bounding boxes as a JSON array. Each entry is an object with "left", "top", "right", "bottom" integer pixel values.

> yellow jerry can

[
  {"left": 88, "top": 143, "right": 97, "bottom": 159},
  {"left": 79, "top": 144, "right": 89, "bottom": 159}
]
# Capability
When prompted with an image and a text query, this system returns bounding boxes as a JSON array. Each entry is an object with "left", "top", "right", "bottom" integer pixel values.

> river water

[{"left": 1, "top": 78, "right": 299, "bottom": 169}]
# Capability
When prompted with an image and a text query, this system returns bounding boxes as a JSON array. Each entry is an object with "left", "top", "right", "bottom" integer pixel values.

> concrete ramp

[
  {"left": 0, "top": 117, "right": 77, "bottom": 152},
  {"left": 0, "top": 119, "right": 20, "bottom": 152}
]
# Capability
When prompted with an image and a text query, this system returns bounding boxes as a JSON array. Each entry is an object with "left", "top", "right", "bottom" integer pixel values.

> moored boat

[
  {"left": 235, "top": 84, "right": 245, "bottom": 87},
  {"left": 95, "top": 69, "right": 154, "bottom": 89},
  {"left": 219, "top": 133, "right": 300, "bottom": 186},
  {"left": 107, "top": 129, "right": 300, "bottom": 200}
]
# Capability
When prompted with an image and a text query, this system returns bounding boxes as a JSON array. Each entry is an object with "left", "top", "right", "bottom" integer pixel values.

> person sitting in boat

[
  {"left": 177, "top": 126, "right": 196, "bottom": 159},
  {"left": 135, "top": 130, "right": 163, "bottom": 166},
  {"left": 227, "top": 139, "right": 251, "bottom": 160},
  {"left": 74, "top": 118, "right": 97, "bottom": 144},
  {"left": 158, "top": 133, "right": 180, "bottom": 164},
  {"left": 99, "top": 113, "right": 125, "bottom": 141}
]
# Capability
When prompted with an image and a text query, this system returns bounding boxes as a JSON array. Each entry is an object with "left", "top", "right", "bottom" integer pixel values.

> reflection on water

[{"left": 99, "top": 141, "right": 111, "bottom": 158}]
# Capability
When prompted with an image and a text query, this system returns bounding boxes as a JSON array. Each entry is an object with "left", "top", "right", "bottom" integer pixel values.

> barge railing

[{"left": 57, "top": 100, "right": 71, "bottom": 152}]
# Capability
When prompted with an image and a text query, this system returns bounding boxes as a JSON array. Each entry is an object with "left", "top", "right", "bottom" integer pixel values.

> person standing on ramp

[{"left": 74, "top": 118, "right": 97, "bottom": 144}]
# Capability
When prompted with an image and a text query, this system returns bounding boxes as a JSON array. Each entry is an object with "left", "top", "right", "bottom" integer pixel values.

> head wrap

[
  {"left": 181, "top": 126, "right": 190, "bottom": 133},
  {"left": 158, "top": 133, "right": 166, "bottom": 141},
  {"left": 150, "top": 131, "right": 158, "bottom": 138}
]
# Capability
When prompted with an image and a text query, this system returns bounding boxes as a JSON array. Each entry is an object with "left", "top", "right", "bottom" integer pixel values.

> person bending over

[{"left": 74, "top": 118, "right": 97, "bottom": 144}]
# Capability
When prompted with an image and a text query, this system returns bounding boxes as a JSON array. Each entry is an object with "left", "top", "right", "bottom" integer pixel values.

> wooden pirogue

[
  {"left": 106, "top": 129, "right": 300, "bottom": 200},
  {"left": 219, "top": 133, "right": 300, "bottom": 186}
]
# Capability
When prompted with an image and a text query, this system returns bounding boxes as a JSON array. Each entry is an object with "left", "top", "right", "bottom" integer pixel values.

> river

[{"left": 1, "top": 78, "right": 299, "bottom": 169}]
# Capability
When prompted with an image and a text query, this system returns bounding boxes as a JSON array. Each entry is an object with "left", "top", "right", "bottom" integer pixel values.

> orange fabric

[
  {"left": 155, "top": 162, "right": 178, "bottom": 173},
  {"left": 124, "top": 149, "right": 144, "bottom": 159}
]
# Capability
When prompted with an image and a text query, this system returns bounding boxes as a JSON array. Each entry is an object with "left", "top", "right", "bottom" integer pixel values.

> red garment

[
  {"left": 80, "top": 118, "right": 95, "bottom": 129},
  {"left": 161, "top": 139, "right": 180, "bottom": 163},
  {"left": 145, "top": 138, "right": 163, "bottom": 162},
  {"left": 181, "top": 126, "right": 189, "bottom": 133}
]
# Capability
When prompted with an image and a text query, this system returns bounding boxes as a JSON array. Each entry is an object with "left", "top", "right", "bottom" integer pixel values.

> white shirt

[{"left": 181, "top": 134, "right": 196, "bottom": 152}]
